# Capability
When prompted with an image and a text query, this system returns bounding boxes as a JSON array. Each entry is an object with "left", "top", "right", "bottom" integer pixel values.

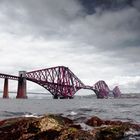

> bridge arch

[
  {"left": 25, "top": 79, "right": 99, "bottom": 99},
  {"left": 26, "top": 78, "right": 78, "bottom": 98},
  {"left": 0, "top": 66, "right": 121, "bottom": 99},
  {"left": 26, "top": 66, "right": 85, "bottom": 99},
  {"left": 94, "top": 80, "right": 110, "bottom": 98}
]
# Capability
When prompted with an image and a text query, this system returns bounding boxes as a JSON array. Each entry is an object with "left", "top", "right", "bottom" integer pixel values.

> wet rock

[
  {"left": 0, "top": 120, "right": 6, "bottom": 127},
  {"left": 28, "top": 114, "right": 68, "bottom": 132},
  {"left": 0, "top": 114, "right": 140, "bottom": 140},
  {"left": 91, "top": 125, "right": 129, "bottom": 140},
  {"left": 104, "top": 120, "right": 123, "bottom": 125},
  {"left": 0, "top": 117, "right": 36, "bottom": 140},
  {"left": 28, "top": 129, "right": 60, "bottom": 140},
  {"left": 86, "top": 116, "right": 140, "bottom": 129},
  {"left": 0, "top": 114, "right": 74, "bottom": 140},
  {"left": 57, "top": 127, "right": 94, "bottom": 140},
  {"left": 69, "top": 124, "right": 82, "bottom": 129},
  {"left": 86, "top": 116, "right": 104, "bottom": 127},
  {"left": 86, "top": 116, "right": 140, "bottom": 140}
]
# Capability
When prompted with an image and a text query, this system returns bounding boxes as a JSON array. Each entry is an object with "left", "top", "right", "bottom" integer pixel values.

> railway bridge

[{"left": 0, "top": 66, "right": 121, "bottom": 99}]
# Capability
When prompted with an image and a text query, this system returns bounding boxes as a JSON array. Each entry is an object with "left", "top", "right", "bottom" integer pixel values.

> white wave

[
  {"left": 125, "top": 128, "right": 140, "bottom": 136},
  {"left": 23, "top": 113, "right": 39, "bottom": 118},
  {"left": 70, "top": 111, "right": 77, "bottom": 116}
]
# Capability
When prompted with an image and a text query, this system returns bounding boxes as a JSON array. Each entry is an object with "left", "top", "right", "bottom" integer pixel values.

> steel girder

[
  {"left": 26, "top": 66, "right": 85, "bottom": 98},
  {"left": 94, "top": 80, "right": 121, "bottom": 98},
  {"left": 94, "top": 80, "right": 110, "bottom": 98}
]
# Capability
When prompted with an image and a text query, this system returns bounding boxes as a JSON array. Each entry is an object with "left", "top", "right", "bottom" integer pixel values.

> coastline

[{"left": 0, "top": 113, "right": 140, "bottom": 140}]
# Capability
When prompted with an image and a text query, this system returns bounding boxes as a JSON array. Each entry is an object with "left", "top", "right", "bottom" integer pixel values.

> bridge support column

[
  {"left": 16, "top": 71, "right": 27, "bottom": 99},
  {"left": 3, "top": 78, "right": 9, "bottom": 98}
]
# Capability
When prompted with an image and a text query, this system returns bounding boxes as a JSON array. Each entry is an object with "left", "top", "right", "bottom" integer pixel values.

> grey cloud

[
  {"left": 133, "top": 0, "right": 140, "bottom": 10},
  {"left": 0, "top": 0, "right": 139, "bottom": 50},
  {"left": 0, "top": 0, "right": 140, "bottom": 93},
  {"left": 0, "top": 0, "right": 83, "bottom": 38},
  {"left": 68, "top": 5, "right": 140, "bottom": 65},
  {"left": 119, "top": 76, "right": 140, "bottom": 93}
]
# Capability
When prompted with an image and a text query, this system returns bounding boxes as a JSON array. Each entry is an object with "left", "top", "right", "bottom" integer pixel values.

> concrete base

[{"left": 16, "top": 71, "right": 27, "bottom": 99}]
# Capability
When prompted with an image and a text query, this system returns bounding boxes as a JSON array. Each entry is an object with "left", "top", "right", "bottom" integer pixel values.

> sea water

[{"left": 0, "top": 95, "right": 140, "bottom": 124}]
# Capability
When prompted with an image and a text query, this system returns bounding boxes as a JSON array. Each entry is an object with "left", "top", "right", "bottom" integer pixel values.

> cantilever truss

[
  {"left": 26, "top": 66, "right": 85, "bottom": 98},
  {"left": 94, "top": 80, "right": 110, "bottom": 98},
  {"left": 94, "top": 80, "right": 121, "bottom": 98},
  {"left": 0, "top": 66, "right": 121, "bottom": 98}
]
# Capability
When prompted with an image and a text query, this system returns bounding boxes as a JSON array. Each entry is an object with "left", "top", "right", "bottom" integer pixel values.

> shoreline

[{"left": 0, "top": 113, "right": 140, "bottom": 140}]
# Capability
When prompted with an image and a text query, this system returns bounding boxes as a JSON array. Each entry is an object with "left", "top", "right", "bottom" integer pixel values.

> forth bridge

[{"left": 0, "top": 66, "right": 121, "bottom": 99}]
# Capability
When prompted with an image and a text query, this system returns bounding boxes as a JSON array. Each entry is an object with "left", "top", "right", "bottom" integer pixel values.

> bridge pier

[
  {"left": 3, "top": 78, "right": 9, "bottom": 98},
  {"left": 16, "top": 71, "right": 27, "bottom": 99}
]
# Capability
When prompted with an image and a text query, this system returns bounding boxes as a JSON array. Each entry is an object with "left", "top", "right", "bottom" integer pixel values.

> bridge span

[{"left": 0, "top": 66, "right": 121, "bottom": 99}]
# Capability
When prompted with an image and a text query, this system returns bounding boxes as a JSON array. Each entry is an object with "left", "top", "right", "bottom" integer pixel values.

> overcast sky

[{"left": 0, "top": 0, "right": 140, "bottom": 94}]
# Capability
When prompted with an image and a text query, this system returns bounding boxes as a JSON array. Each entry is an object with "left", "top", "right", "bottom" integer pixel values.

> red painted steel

[
  {"left": 0, "top": 73, "right": 18, "bottom": 80},
  {"left": 26, "top": 66, "right": 85, "bottom": 98},
  {"left": 3, "top": 78, "right": 9, "bottom": 98},
  {"left": 94, "top": 80, "right": 110, "bottom": 98},
  {"left": 0, "top": 66, "right": 122, "bottom": 98},
  {"left": 113, "top": 86, "right": 121, "bottom": 98}
]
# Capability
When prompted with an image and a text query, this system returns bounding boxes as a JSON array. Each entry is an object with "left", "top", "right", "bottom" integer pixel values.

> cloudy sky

[{"left": 0, "top": 0, "right": 140, "bottom": 94}]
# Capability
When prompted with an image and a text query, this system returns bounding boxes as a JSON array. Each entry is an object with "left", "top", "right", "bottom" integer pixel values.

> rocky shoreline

[{"left": 0, "top": 114, "right": 140, "bottom": 140}]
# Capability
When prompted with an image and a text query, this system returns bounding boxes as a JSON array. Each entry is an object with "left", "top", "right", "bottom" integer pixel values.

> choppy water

[
  {"left": 0, "top": 95, "right": 140, "bottom": 124},
  {"left": 0, "top": 95, "right": 140, "bottom": 139}
]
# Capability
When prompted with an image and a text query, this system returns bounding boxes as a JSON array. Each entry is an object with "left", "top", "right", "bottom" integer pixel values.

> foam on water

[
  {"left": 69, "top": 111, "right": 77, "bottom": 116},
  {"left": 23, "top": 113, "right": 40, "bottom": 118},
  {"left": 124, "top": 129, "right": 140, "bottom": 140}
]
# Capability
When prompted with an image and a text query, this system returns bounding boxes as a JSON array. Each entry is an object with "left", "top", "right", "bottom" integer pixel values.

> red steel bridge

[{"left": 0, "top": 66, "right": 121, "bottom": 99}]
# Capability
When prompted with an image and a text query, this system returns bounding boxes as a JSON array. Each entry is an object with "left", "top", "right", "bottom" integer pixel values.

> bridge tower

[
  {"left": 16, "top": 71, "right": 27, "bottom": 99},
  {"left": 3, "top": 78, "right": 9, "bottom": 98}
]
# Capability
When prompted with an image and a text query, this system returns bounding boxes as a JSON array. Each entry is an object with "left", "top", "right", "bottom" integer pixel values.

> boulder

[{"left": 86, "top": 116, "right": 104, "bottom": 127}]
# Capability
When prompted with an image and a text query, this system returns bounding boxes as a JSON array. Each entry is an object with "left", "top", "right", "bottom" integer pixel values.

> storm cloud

[{"left": 0, "top": 0, "right": 140, "bottom": 93}]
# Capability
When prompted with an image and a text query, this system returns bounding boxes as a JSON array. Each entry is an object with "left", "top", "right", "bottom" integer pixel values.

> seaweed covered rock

[
  {"left": 91, "top": 125, "right": 129, "bottom": 140},
  {"left": 57, "top": 127, "right": 94, "bottom": 140},
  {"left": 0, "top": 114, "right": 140, "bottom": 140},
  {"left": 0, "top": 114, "right": 73, "bottom": 140},
  {"left": 86, "top": 116, "right": 104, "bottom": 127},
  {"left": 0, "top": 114, "right": 94, "bottom": 140},
  {"left": 86, "top": 116, "right": 140, "bottom": 140}
]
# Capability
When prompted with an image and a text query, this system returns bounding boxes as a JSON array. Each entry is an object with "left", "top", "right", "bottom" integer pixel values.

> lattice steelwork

[
  {"left": 113, "top": 86, "right": 121, "bottom": 98},
  {"left": 94, "top": 80, "right": 110, "bottom": 98},
  {"left": 26, "top": 66, "right": 85, "bottom": 98},
  {"left": 0, "top": 73, "right": 18, "bottom": 80},
  {"left": 0, "top": 66, "right": 122, "bottom": 98}
]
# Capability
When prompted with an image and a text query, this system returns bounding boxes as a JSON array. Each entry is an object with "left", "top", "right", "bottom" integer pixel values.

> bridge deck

[{"left": 0, "top": 73, "right": 18, "bottom": 80}]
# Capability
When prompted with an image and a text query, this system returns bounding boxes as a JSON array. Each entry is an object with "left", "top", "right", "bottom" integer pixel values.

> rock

[
  {"left": 57, "top": 127, "right": 94, "bottom": 140},
  {"left": 91, "top": 125, "right": 129, "bottom": 140},
  {"left": 86, "top": 116, "right": 140, "bottom": 140},
  {"left": 0, "top": 114, "right": 139, "bottom": 140},
  {"left": 104, "top": 120, "right": 123, "bottom": 125},
  {"left": 28, "top": 130, "right": 60, "bottom": 140},
  {"left": 0, "top": 120, "right": 6, "bottom": 126},
  {"left": 0, "top": 114, "right": 74, "bottom": 140},
  {"left": 0, "top": 117, "right": 36, "bottom": 140},
  {"left": 86, "top": 116, "right": 104, "bottom": 127}
]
